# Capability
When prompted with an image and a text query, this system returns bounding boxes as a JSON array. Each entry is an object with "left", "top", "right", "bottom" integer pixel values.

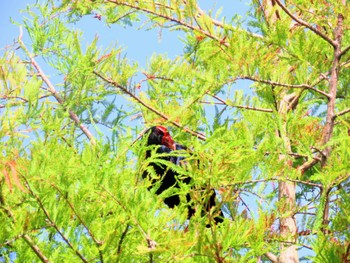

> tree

[{"left": 1, "top": 0, "right": 350, "bottom": 262}]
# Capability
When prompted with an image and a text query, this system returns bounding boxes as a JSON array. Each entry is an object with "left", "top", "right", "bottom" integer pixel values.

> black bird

[{"left": 143, "top": 126, "right": 223, "bottom": 225}]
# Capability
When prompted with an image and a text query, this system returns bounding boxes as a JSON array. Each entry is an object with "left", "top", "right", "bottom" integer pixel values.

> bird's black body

[{"left": 143, "top": 126, "right": 223, "bottom": 225}]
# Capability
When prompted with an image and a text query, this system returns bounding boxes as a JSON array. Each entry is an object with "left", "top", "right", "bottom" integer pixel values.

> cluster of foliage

[{"left": 0, "top": 0, "right": 349, "bottom": 262}]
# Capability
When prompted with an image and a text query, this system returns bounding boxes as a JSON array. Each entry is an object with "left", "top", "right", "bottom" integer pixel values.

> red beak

[{"left": 161, "top": 134, "right": 176, "bottom": 150}]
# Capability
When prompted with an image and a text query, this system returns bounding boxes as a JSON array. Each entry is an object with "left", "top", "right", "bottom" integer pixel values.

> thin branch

[
  {"left": 297, "top": 158, "right": 320, "bottom": 174},
  {"left": 141, "top": 71, "right": 174, "bottom": 82},
  {"left": 0, "top": 227, "right": 51, "bottom": 263},
  {"left": 339, "top": 44, "right": 350, "bottom": 58},
  {"left": 229, "top": 177, "right": 322, "bottom": 188},
  {"left": 50, "top": 184, "right": 104, "bottom": 263},
  {"left": 0, "top": 225, "right": 51, "bottom": 247},
  {"left": 239, "top": 76, "right": 330, "bottom": 98},
  {"left": 110, "top": 10, "right": 137, "bottom": 24},
  {"left": 209, "top": 93, "right": 273, "bottom": 113},
  {"left": 22, "top": 234, "right": 51, "bottom": 263},
  {"left": 239, "top": 188, "right": 269, "bottom": 204},
  {"left": 18, "top": 27, "right": 96, "bottom": 145},
  {"left": 335, "top": 108, "right": 350, "bottom": 118},
  {"left": 0, "top": 181, "right": 51, "bottom": 263},
  {"left": 21, "top": 175, "right": 89, "bottom": 263},
  {"left": 102, "top": 186, "right": 157, "bottom": 253},
  {"left": 194, "top": 3, "right": 263, "bottom": 40},
  {"left": 107, "top": 0, "right": 229, "bottom": 47},
  {"left": 295, "top": 212, "right": 316, "bottom": 216},
  {"left": 93, "top": 70, "right": 207, "bottom": 140},
  {"left": 272, "top": 239, "right": 313, "bottom": 250},
  {"left": 274, "top": 0, "right": 335, "bottom": 47},
  {"left": 117, "top": 224, "right": 130, "bottom": 255}
]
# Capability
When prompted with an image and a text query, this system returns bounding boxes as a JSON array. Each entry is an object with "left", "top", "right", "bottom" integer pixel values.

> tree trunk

[{"left": 277, "top": 92, "right": 299, "bottom": 263}]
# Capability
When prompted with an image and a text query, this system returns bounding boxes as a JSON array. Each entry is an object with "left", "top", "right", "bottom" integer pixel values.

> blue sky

[{"left": 1, "top": 1, "right": 250, "bottom": 67}]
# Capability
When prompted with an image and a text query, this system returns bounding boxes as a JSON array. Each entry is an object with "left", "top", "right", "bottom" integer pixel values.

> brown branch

[
  {"left": 275, "top": 240, "right": 313, "bottom": 251},
  {"left": 21, "top": 175, "right": 89, "bottom": 263},
  {"left": 231, "top": 177, "right": 322, "bottom": 188},
  {"left": 18, "top": 27, "right": 96, "bottom": 145},
  {"left": 93, "top": 70, "right": 207, "bottom": 140},
  {"left": 209, "top": 94, "right": 273, "bottom": 113},
  {"left": 0, "top": 191, "right": 51, "bottom": 262},
  {"left": 274, "top": 0, "right": 335, "bottom": 47},
  {"left": 320, "top": 14, "right": 344, "bottom": 167},
  {"left": 335, "top": 108, "right": 350, "bottom": 118},
  {"left": 297, "top": 157, "right": 319, "bottom": 174},
  {"left": 102, "top": 186, "right": 157, "bottom": 253},
  {"left": 50, "top": 184, "right": 104, "bottom": 263},
  {"left": 339, "top": 44, "right": 350, "bottom": 58},
  {"left": 22, "top": 234, "right": 51, "bottom": 263},
  {"left": 239, "top": 76, "right": 330, "bottom": 98},
  {"left": 195, "top": 3, "right": 263, "bottom": 40},
  {"left": 321, "top": 187, "right": 332, "bottom": 234},
  {"left": 107, "top": 0, "right": 229, "bottom": 47},
  {"left": 117, "top": 224, "right": 130, "bottom": 255}
]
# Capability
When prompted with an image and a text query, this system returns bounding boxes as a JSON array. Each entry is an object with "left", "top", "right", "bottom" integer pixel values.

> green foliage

[{"left": 1, "top": 0, "right": 350, "bottom": 262}]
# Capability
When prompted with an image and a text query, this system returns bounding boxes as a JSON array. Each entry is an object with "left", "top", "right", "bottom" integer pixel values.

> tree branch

[
  {"left": 18, "top": 27, "right": 96, "bottom": 145},
  {"left": 108, "top": 0, "right": 229, "bottom": 47},
  {"left": 231, "top": 177, "right": 322, "bottom": 188},
  {"left": 339, "top": 44, "right": 350, "bottom": 58},
  {"left": 335, "top": 108, "right": 350, "bottom": 118},
  {"left": 117, "top": 224, "right": 130, "bottom": 255},
  {"left": 274, "top": 0, "right": 336, "bottom": 47},
  {"left": 21, "top": 175, "right": 89, "bottom": 263},
  {"left": 195, "top": 3, "right": 263, "bottom": 40},
  {"left": 22, "top": 234, "right": 51, "bottom": 263},
  {"left": 93, "top": 70, "right": 207, "bottom": 140},
  {"left": 50, "top": 184, "right": 104, "bottom": 263},
  {"left": 239, "top": 76, "right": 330, "bottom": 98},
  {"left": 208, "top": 94, "right": 273, "bottom": 113},
  {"left": 264, "top": 252, "right": 278, "bottom": 263},
  {"left": 102, "top": 186, "right": 157, "bottom": 254}
]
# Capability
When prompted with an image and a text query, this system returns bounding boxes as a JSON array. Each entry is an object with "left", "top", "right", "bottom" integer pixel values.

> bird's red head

[
  {"left": 156, "top": 126, "right": 176, "bottom": 150},
  {"left": 146, "top": 126, "right": 176, "bottom": 150}
]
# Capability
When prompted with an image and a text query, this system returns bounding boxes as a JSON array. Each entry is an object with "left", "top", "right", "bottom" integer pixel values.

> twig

[
  {"left": 101, "top": 186, "right": 157, "bottom": 253},
  {"left": 194, "top": 3, "right": 263, "bottom": 40},
  {"left": 335, "top": 108, "right": 350, "bottom": 118},
  {"left": 239, "top": 76, "right": 330, "bottom": 98},
  {"left": 18, "top": 27, "right": 96, "bottom": 145},
  {"left": 22, "top": 234, "right": 51, "bottom": 263},
  {"left": 21, "top": 175, "right": 89, "bottom": 263},
  {"left": 339, "top": 44, "right": 350, "bottom": 58},
  {"left": 272, "top": 239, "right": 313, "bottom": 250},
  {"left": 117, "top": 224, "right": 130, "bottom": 255},
  {"left": 107, "top": 0, "right": 229, "bottom": 47},
  {"left": 297, "top": 158, "right": 319, "bottom": 174},
  {"left": 209, "top": 94, "right": 273, "bottom": 113},
  {"left": 93, "top": 70, "right": 207, "bottom": 140},
  {"left": 229, "top": 177, "right": 322, "bottom": 188},
  {"left": 0, "top": 181, "right": 51, "bottom": 263},
  {"left": 274, "top": 0, "right": 335, "bottom": 47},
  {"left": 0, "top": 225, "right": 50, "bottom": 248},
  {"left": 50, "top": 184, "right": 104, "bottom": 263}
]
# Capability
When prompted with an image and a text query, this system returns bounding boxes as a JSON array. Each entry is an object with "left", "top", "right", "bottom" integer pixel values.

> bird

[{"left": 142, "top": 125, "right": 223, "bottom": 225}]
